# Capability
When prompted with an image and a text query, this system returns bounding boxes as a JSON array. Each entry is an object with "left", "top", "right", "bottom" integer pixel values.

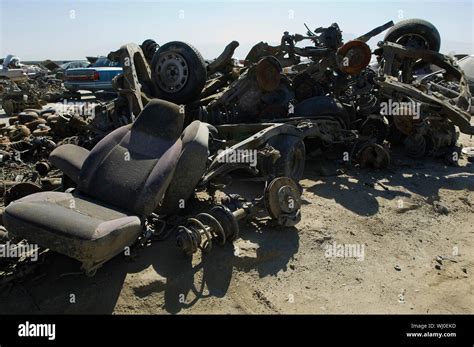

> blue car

[{"left": 64, "top": 57, "right": 122, "bottom": 92}]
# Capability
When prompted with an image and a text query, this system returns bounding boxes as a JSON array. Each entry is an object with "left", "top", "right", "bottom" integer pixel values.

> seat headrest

[{"left": 132, "top": 99, "right": 184, "bottom": 141}]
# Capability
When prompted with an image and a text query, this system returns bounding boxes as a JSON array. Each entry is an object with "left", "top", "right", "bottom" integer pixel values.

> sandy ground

[{"left": 0, "top": 110, "right": 472, "bottom": 314}]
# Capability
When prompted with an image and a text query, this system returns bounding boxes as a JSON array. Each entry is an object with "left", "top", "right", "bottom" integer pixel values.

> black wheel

[
  {"left": 384, "top": 19, "right": 441, "bottom": 52},
  {"left": 151, "top": 41, "right": 207, "bottom": 104},
  {"left": 266, "top": 135, "right": 306, "bottom": 182}
]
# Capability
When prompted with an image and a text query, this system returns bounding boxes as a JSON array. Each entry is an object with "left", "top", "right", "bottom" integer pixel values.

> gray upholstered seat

[
  {"left": 159, "top": 120, "right": 210, "bottom": 214},
  {"left": 51, "top": 120, "right": 211, "bottom": 215},
  {"left": 4, "top": 191, "right": 142, "bottom": 270},
  {"left": 4, "top": 99, "right": 184, "bottom": 273},
  {"left": 49, "top": 144, "right": 89, "bottom": 185}
]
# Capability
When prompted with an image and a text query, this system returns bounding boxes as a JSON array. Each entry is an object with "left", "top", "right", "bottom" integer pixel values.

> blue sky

[{"left": 0, "top": 0, "right": 472, "bottom": 60}]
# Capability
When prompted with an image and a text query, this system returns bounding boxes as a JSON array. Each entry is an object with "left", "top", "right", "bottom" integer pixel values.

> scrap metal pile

[
  {"left": 0, "top": 56, "right": 75, "bottom": 116},
  {"left": 0, "top": 18, "right": 473, "bottom": 281}
]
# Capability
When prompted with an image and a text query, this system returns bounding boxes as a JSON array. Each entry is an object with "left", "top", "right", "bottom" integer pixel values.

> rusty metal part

[
  {"left": 356, "top": 143, "right": 390, "bottom": 169},
  {"left": 7, "top": 117, "right": 18, "bottom": 125},
  {"left": 393, "top": 114, "right": 416, "bottom": 136},
  {"left": 35, "top": 161, "right": 51, "bottom": 176},
  {"left": 200, "top": 57, "right": 291, "bottom": 125},
  {"left": 17, "top": 111, "right": 39, "bottom": 124},
  {"left": 176, "top": 176, "right": 301, "bottom": 255},
  {"left": 245, "top": 41, "right": 297, "bottom": 67},
  {"left": 32, "top": 125, "right": 51, "bottom": 136},
  {"left": 207, "top": 40, "right": 240, "bottom": 75},
  {"left": 427, "top": 120, "right": 457, "bottom": 151},
  {"left": 264, "top": 177, "right": 301, "bottom": 227},
  {"left": 3, "top": 182, "right": 42, "bottom": 206},
  {"left": 8, "top": 125, "right": 31, "bottom": 141},
  {"left": 24, "top": 118, "right": 47, "bottom": 131},
  {"left": 0, "top": 244, "right": 49, "bottom": 288},
  {"left": 377, "top": 75, "right": 473, "bottom": 135},
  {"left": 256, "top": 56, "right": 282, "bottom": 92},
  {"left": 404, "top": 134, "right": 426, "bottom": 158},
  {"left": 140, "top": 39, "right": 160, "bottom": 62},
  {"left": 356, "top": 21, "right": 394, "bottom": 42},
  {"left": 176, "top": 205, "right": 238, "bottom": 256},
  {"left": 40, "top": 177, "right": 62, "bottom": 191},
  {"left": 378, "top": 41, "right": 472, "bottom": 121},
  {"left": 337, "top": 40, "right": 372, "bottom": 75},
  {"left": 108, "top": 43, "right": 157, "bottom": 117},
  {"left": 1, "top": 77, "right": 64, "bottom": 116},
  {"left": 203, "top": 123, "right": 302, "bottom": 185},
  {"left": 359, "top": 116, "right": 389, "bottom": 143}
]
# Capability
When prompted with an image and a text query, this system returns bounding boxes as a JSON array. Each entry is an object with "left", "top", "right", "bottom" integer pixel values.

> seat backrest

[
  {"left": 78, "top": 99, "right": 184, "bottom": 216},
  {"left": 159, "top": 120, "right": 210, "bottom": 214}
]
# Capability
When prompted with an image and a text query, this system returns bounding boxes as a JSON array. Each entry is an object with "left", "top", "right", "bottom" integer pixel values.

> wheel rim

[
  {"left": 155, "top": 52, "right": 189, "bottom": 93},
  {"left": 395, "top": 33, "right": 430, "bottom": 50}
]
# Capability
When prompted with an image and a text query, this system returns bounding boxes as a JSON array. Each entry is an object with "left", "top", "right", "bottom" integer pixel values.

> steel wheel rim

[{"left": 155, "top": 52, "right": 189, "bottom": 93}]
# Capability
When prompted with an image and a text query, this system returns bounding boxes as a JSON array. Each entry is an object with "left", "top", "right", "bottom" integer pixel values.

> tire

[
  {"left": 266, "top": 135, "right": 306, "bottom": 182},
  {"left": 151, "top": 41, "right": 207, "bottom": 104},
  {"left": 384, "top": 19, "right": 441, "bottom": 52}
]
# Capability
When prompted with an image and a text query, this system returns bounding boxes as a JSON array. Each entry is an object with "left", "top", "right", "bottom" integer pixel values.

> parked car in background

[
  {"left": 64, "top": 57, "right": 122, "bottom": 92},
  {"left": 60, "top": 60, "right": 90, "bottom": 71}
]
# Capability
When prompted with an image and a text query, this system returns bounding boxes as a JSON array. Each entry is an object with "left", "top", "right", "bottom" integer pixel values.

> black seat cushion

[{"left": 4, "top": 191, "right": 142, "bottom": 268}]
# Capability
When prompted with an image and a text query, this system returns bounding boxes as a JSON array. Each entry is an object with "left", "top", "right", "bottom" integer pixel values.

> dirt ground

[{"left": 0, "top": 125, "right": 472, "bottom": 314}]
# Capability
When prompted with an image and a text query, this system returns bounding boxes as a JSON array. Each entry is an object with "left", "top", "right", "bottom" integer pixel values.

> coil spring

[
  {"left": 142, "top": 39, "right": 159, "bottom": 61},
  {"left": 177, "top": 213, "right": 226, "bottom": 255}
]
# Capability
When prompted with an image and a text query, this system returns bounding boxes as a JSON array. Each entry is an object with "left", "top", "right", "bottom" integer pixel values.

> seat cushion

[{"left": 4, "top": 191, "right": 142, "bottom": 270}]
